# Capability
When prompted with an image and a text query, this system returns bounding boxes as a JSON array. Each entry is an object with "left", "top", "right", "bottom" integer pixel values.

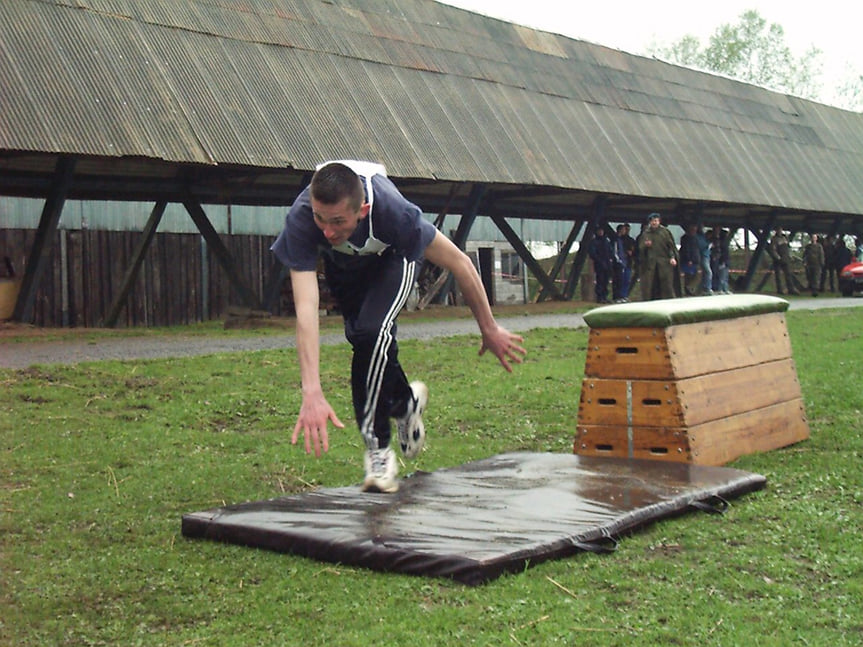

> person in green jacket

[
  {"left": 637, "top": 213, "right": 679, "bottom": 300},
  {"left": 768, "top": 229, "right": 800, "bottom": 295},
  {"left": 803, "top": 234, "right": 825, "bottom": 296}
]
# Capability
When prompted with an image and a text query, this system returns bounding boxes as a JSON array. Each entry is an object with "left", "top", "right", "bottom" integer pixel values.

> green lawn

[{"left": 2, "top": 308, "right": 862, "bottom": 646}]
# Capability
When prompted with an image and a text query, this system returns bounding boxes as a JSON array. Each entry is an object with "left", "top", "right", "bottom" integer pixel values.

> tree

[
  {"left": 835, "top": 65, "right": 863, "bottom": 111},
  {"left": 647, "top": 10, "right": 862, "bottom": 111}
]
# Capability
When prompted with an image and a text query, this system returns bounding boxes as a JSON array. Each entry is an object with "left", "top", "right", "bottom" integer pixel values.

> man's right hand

[{"left": 291, "top": 392, "right": 344, "bottom": 457}]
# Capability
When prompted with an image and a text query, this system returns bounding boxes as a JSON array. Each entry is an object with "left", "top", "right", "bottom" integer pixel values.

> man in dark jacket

[
  {"left": 588, "top": 224, "right": 615, "bottom": 303},
  {"left": 679, "top": 223, "right": 701, "bottom": 296},
  {"left": 612, "top": 223, "right": 636, "bottom": 302}
]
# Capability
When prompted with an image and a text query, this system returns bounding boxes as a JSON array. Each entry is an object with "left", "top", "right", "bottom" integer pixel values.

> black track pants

[{"left": 325, "top": 252, "right": 416, "bottom": 450}]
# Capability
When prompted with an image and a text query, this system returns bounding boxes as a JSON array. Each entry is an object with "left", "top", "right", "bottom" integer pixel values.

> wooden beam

[
  {"left": 537, "top": 219, "right": 583, "bottom": 302},
  {"left": 450, "top": 184, "right": 487, "bottom": 250},
  {"left": 183, "top": 199, "right": 261, "bottom": 309},
  {"left": 12, "top": 156, "right": 76, "bottom": 323},
  {"left": 415, "top": 184, "right": 460, "bottom": 311},
  {"left": 740, "top": 213, "right": 776, "bottom": 292},
  {"left": 102, "top": 201, "right": 167, "bottom": 327},
  {"left": 564, "top": 197, "right": 606, "bottom": 300},
  {"left": 489, "top": 214, "right": 563, "bottom": 301},
  {"left": 425, "top": 183, "right": 486, "bottom": 306},
  {"left": 262, "top": 257, "right": 286, "bottom": 312},
  {"left": 432, "top": 183, "right": 460, "bottom": 230}
]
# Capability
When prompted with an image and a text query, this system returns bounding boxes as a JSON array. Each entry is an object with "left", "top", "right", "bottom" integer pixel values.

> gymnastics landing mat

[{"left": 181, "top": 452, "right": 765, "bottom": 585}]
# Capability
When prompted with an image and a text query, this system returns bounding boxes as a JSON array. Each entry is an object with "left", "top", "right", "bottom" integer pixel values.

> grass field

[{"left": 1, "top": 307, "right": 862, "bottom": 646}]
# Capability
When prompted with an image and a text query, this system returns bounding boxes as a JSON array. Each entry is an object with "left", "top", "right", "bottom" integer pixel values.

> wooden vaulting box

[{"left": 575, "top": 295, "right": 810, "bottom": 465}]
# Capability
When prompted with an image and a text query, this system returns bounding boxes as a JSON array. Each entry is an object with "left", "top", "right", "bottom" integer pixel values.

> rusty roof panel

[
  {"left": 367, "top": 79, "right": 448, "bottom": 179},
  {"left": 1, "top": 0, "right": 863, "bottom": 220}
]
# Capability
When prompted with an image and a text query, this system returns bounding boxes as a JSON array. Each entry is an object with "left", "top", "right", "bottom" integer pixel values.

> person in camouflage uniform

[
  {"left": 637, "top": 213, "right": 678, "bottom": 300},
  {"left": 768, "top": 229, "right": 799, "bottom": 295},
  {"left": 803, "top": 234, "right": 825, "bottom": 296}
]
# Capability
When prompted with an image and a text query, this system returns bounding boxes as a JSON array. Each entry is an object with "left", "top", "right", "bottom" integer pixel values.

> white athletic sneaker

[
  {"left": 396, "top": 381, "right": 428, "bottom": 460},
  {"left": 361, "top": 447, "right": 399, "bottom": 493}
]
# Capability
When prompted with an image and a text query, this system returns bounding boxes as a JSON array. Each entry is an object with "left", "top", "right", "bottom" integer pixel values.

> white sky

[{"left": 437, "top": 0, "right": 861, "bottom": 103}]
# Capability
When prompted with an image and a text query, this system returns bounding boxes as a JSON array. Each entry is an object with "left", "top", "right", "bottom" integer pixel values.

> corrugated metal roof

[{"left": 1, "top": 0, "right": 863, "bottom": 229}]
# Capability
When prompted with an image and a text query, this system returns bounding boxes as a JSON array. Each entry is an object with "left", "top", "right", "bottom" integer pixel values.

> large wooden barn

[{"left": 2, "top": 0, "right": 862, "bottom": 326}]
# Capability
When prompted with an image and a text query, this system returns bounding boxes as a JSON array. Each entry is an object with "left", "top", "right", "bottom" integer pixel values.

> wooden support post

[
  {"left": 262, "top": 257, "right": 286, "bottom": 313},
  {"left": 183, "top": 199, "right": 261, "bottom": 310},
  {"left": 13, "top": 156, "right": 76, "bottom": 323},
  {"left": 102, "top": 201, "right": 167, "bottom": 327},
  {"left": 489, "top": 213, "right": 563, "bottom": 300},
  {"left": 432, "top": 183, "right": 459, "bottom": 230},
  {"left": 740, "top": 214, "right": 776, "bottom": 292},
  {"left": 537, "top": 220, "right": 583, "bottom": 302},
  {"left": 427, "top": 184, "right": 486, "bottom": 306},
  {"left": 450, "top": 184, "right": 486, "bottom": 250},
  {"left": 564, "top": 196, "right": 605, "bottom": 300},
  {"left": 756, "top": 264, "right": 774, "bottom": 292},
  {"left": 414, "top": 183, "right": 459, "bottom": 309}
]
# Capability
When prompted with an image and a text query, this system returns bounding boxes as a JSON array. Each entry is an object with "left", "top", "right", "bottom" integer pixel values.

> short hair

[{"left": 310, "top": 163, "right": 365, "bottom": 210}]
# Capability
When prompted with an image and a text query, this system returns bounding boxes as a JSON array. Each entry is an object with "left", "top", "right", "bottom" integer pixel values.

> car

[{"left": 839, "top": 260, "right": 863, "bottom": 297}]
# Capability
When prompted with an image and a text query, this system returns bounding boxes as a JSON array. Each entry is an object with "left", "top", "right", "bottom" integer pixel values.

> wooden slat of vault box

[
  {"left": 665, "top": 312, "right": 793, "bottom": 378},
  {"left": 574, "top": 398, "right": 809, "bottom": 465},
  {"left": 584, "top": 327, "right": 672, "bottom": 379},
  {"left": 579, "top": 358, "right": 804, "bottom": 427},
  {"left": 578, "top": 378, "right": 683, "bottom": 427},
  {"left": 675, "top": 358, "right": 803, "bottom": 426},
  {"left": 584, "top": 312, "right": 793, "bottom": 380},
  {"left": 574, "top": 425, "right": 692, "bottom": 462},
  {"left": 688, "top": 398, "right": 809, "bottom": 465}
]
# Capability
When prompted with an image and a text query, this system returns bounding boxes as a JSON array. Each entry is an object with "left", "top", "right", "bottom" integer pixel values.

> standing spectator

[
  {"left": 679, "top": 223, "right": 700, "bottom": 296},
  {"left": 711, "top": 228, "right": 732, "bottom": 294},
  {"left": 856, "top": 237, "right": 863, "bottom": 261},
  {"left": 768, "top": 229, "right": 799, "bottom": 295},
  {"left": 833, "top": 236, "right": 853, "bottom": 278},
  {"left": 612, "top": 223, "right": 636, "bottom": 302},
  {"left": 821, "top": 235, "right": 838, "bottom": 293},
  {"left": 588, "top": 223, "right": 615, "bottom": 304},
  {"left": 637, "top": 213, "right": 678, "bottom": 301},
  {"left": 696, "top": 224, "right": 713, "bottom": 295},
  {"left": 803, "top": 234, "right": 825, "bottom": 296},
  {"left": 630, "top": 223, "right": 642, "bottom": 288}
]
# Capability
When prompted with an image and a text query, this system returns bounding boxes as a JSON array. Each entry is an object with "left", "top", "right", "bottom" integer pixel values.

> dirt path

[{"left": 1, "top": 297, "right": 859, "bottom": 369}]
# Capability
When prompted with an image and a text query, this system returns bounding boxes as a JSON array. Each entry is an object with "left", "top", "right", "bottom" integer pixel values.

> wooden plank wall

[{"left": 0, "top": 229, "right": 288, "bottom": 327}]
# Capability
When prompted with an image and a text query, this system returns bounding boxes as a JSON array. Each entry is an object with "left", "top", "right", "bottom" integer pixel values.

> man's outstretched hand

[
  {"left": 479, "top": 325, "right": 526, "bottom": 372},
  {"left": 291, "top": 391, "right": 344, "bottom": 457}
]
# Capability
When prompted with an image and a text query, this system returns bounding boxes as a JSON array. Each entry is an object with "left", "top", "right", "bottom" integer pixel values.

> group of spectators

[
  {"left": 770, "top": 230, "right": 859, "bottom": 296},
  {"left": 678, "top": 222, "right": 732, "bottom": 297},
  {"left": 587, "top": 215, "right": 862, "bottom": 303},
  {"left": 587, "top": 213, "right": 731, "bottom": 303},
  {"left": 585, "top": 222, "right": 636, "bottom": 303}
]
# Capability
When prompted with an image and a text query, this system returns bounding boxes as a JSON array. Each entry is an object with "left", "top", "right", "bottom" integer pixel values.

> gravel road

[{"left": 1, "top": 297, "right": 860, "bottom": 369}]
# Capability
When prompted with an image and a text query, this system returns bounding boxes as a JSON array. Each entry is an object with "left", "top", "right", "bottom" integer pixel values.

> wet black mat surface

[{"left": 182, "top": 452, "right": 766, "bottom": 584}]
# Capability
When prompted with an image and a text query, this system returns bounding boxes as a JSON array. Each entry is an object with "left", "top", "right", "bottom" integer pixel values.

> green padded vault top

[{"left": 583, "top": 294, "right": 789, "bottom": 328}]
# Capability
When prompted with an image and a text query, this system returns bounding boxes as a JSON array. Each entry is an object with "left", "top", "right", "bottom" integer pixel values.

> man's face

[
  {"left": 649, "top": 216, "right": 660, "bottom": 230},
  {"left": 310, "top": 196, "right": 370, "bottom": 246}
]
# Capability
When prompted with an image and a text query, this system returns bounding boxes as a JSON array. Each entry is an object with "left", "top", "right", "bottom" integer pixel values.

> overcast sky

[{"left": 437, "top": 0, "right": 861, "bottom": 103}]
